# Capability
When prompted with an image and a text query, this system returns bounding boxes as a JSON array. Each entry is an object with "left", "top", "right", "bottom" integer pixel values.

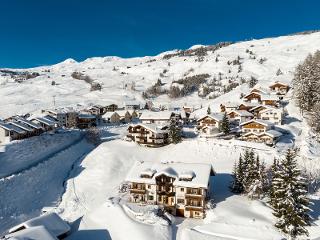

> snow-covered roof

[
  {"left": 139, "top": 111, "right": 173, "bottom": 120},
  {"left": 259, "top": 106, "right": 283, "bottom": 114},
  {"left": 239, "top": 102, "right": 259, "bottom": 107},
  {"left": 102, "top": 111, "right": 120, "bottom": 118},
  {"left": 78, "top": 114, "right": 96, "bottom": 119},
  {"left": 269, "top": 81, "right": 289, "bottom": 88},
  {"left": 265, "top": 129, "right": 282, "bottom": 138},
  {"left": 9, "top": 213, "right": 70, "bottom": 238},
  {"left": 223, "top": 101, "right": 240, "bottom": 108},
  {"left": 33, "top": 117, "right": 56, "bottom": 126},
  {"left": 250, "top": 86, "right": 269, "bottom": 94},
  {"left": 128, "top": 123, "right": 168, "bottom": 134},
  {"left": 243, "top": 129, "right": 282, "bottom": 138},
  {"left": 15, "top": 117, "right": 42, "bottom": 129},
  {"left": 0, "top": 122, "right": 26, "bottom": 134},
  {"left": 5, "top": 226, "right": 58, "bottom": 240},
  {"left": 197, "top": 113, "right": 224, "bottom": 122},
  {"left": 126, "top": 161, "right": 213, "bottom": 188},
  {"left": 10, "top": 121, "right": 34, "bottom": 132},
  {"left": 244, "top": 91, "right": 262, "bottom": 99},
  {"left": 260, "top": 94, "right": 278, "bottom": 101},
  {"left": 124, "top": 100, "right": 140, "bottom": 106},
  {"left": 240, "top": 119, "right": 274, "bottom": 127},
  {"left": 115, "top": 110, "right": 130, "bottom": 117},
  {"left": 228, "top": 110, "right": 253, "bottom": 117}
]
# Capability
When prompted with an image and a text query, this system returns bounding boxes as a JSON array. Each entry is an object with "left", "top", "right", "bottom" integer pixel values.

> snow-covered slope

[{"left": 1, "top": 32, "right": 320, "bottom": 118}]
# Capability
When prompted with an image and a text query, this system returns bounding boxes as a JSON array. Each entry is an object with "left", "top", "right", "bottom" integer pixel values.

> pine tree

[
  {"left": 269, "top": 158, "right": 280, "bottom": 208},
  {"left": 220, "top": 112, "right": 230, "bottom": 135},
  {"left": 271, "top": 149, "right": 311, "bottom": 238},
  {"left": 207, "top": 106, "right": 211, "bottom": 115},
  {"left": 230, "top": 154, "right": 245, "bottom": 193},
  {"left": 249, "top": 76, "right": 258, "bottom": 88},
  {"left": 168, "top": 119, "right": 181, "bottom": 144}
]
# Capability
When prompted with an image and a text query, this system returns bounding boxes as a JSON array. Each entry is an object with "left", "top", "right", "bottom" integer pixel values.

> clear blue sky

[{"left": 1, "top": 0, "right": 319, "bottom": 68}]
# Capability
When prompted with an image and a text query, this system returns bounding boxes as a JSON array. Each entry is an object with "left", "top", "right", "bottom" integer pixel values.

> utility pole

[{"left": 53, "top": 95, "right": 56, "bottom": 107}]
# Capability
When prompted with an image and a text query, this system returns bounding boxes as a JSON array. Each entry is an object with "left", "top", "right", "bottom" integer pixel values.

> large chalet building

[
  {"left": 269, "top": 81, "right": 289, "bottom": 95},
  {"left": 126, "top": 161, "right": 214, "bottom": 219},
  {"left": 127, "top": 123, "right": 169, "bottom": 147},
  {"left": 139, "top": 111, "right": 175, "bottom": 124},
  {"left": 240, "top": 119, "right": 282, "bottom": 145}
]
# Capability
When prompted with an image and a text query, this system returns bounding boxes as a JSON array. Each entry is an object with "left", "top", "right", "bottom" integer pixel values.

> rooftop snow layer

[{"left": 126, "top": 161, "right": 213, "bottom": 188}]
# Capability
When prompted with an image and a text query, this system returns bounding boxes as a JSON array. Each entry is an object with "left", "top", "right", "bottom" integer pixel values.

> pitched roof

[
  {"left": 116, "top": 110, "right": 130, "bottom": 117},
  {"left": 15, "top": 117, "right": 42, "bottom": 129},
  {"left": 5, "top": 226, "right": 58, "bottom": 240},
  {"left": 10, "top": 121, "right": 34, "bottom": 132},
  {"left": 228, "top": 110, "right": 254, "bottom": 117},
  {"left": 260, "top": 94, "right": 278, "bottom": 101},
  {"left": 269, "top": 81, "right": 289, "bottom": 88},
  {"left": 240, "top": 119, "right": 273, "bottom": 127},
  {"left": 0, "top": 122, "right": 25, "bottom": 134},
  {"left": 33, "top": 117, "right": 56, "bottom": 126},
  {"left": 9, "top": 213, "right": 70, "bottom": 238},
  {"left": 128, "top": 123, "right": 168, "bottom": 134},
  {"left": 140, "top": 111, "right": 173, "bottom": 121},
  {"left": 242, "top": 129, "right": 282, "bottom": 138},
  {"left": 102, "top": 111, "right": 120, "bottom": 118},
  {"left": 197, "top": 113, "right": 224, "bottom": 122},
  {"left": 126, "top": 161, "right": 213, "bottom": 188}
]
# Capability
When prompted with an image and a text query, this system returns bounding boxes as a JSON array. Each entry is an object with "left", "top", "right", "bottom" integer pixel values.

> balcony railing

[{"left": 130, "top": 189, "right": 146, "bottom": 194}]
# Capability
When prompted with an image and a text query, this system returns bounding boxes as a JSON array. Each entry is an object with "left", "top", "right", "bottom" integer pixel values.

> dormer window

[
  {"left": 140, "top": 168, "right": 156, "bottom": 178},
  {"left": 179, "top": 171, "right": 196, "bottom": 181}
]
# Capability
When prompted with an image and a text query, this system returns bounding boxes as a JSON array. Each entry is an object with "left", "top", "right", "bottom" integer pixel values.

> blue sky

[{"left": 0, "top": 0, "right": 319, "bottom": 68}]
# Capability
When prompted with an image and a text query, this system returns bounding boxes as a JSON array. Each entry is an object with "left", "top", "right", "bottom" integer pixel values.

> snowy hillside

[
  {"left": 2, "top": 32, "right": 320, "bottom": 240},
  {"left": 1, "top": 32, "right": 320, "bottom": 118}
]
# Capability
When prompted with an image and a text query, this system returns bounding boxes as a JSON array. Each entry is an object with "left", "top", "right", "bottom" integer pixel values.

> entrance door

[{"left": 176, "top": 208, "right": 184, "bottom": 217}]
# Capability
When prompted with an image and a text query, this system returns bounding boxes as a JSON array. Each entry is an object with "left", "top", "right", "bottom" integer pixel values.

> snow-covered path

[
  {"left": 0, "top": 130, "right": 83, "bottom": 178},
  {"left": 0, "top": 138, "right": 95, "bottom": 234}
]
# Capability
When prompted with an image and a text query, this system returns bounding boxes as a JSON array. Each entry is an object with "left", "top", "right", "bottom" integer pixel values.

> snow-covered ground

[
  {"left": 1, "top": 32, "right": 320, "bottom": 119},
  {"left": 0, "top": 130, "right": 82, "bottom": 178},
  {"left": 0, "top": 138, "right": 95, "bottom": 234},
  {"left": 1, "top": 32, "right": 320, "bottom": 239}
]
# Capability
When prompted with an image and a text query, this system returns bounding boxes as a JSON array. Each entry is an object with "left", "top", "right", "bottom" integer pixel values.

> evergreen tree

[
  {"left": 230, "top": 155, "right": 245, "bottom": 193},
  {"left": 168, "top": 119, "right": 181, "bottom": 144},
  {"left": 220, "top": 112, "right": 230, "bottom": 135},
  {"left": 249, "top": 76, "right": 258, "bottom": 88},
  {"left": 269, "top": 158, "right": 280, "bottom": 208},
  {"left": 207, "top": 106, "right": 211, "bottom": 115},
  {"left": 271, "top": 149, "right": 311, "bottom": 238}
]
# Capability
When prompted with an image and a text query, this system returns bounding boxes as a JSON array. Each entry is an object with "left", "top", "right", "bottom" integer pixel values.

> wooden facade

[{"left": 127, "top": 124, "right": 169, "bottom": 147}]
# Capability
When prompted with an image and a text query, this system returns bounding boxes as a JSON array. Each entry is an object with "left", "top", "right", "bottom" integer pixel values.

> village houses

[
  {"left": 269, "top": 81, "right": 289, "bottom": 95},
  {"left": 240, "top": 119, "right": 282, "bottom": 145},
  {"left": 126, "top": 161, "right": 214, "bottom": 219},
  {"left": 127, "top": 123, "right": 169, "bottom": 147},
  {"left": 139, "top": 111, "right": 175, "bottom": 124},
  {"left": 227, "top": 110, "right": 254, "bottom": 123},
  {"left": 250, "top": 105, "right": 284, "bottom": 125}
]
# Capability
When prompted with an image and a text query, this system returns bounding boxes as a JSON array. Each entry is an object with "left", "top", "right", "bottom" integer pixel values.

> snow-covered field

[
  {"left": 1, "top": 32, "right": 320, "bottom": 239},
  {"left": 0, "top": 130, "right": 82, "bottom": 178}
]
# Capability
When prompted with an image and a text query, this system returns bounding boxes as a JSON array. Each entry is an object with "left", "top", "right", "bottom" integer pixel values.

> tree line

[
  {"left": 230, "top": 148, "right": 311, "bottom": 239},
  {"left": 293, "top": 50, "right": 320, "bottom": 139}
]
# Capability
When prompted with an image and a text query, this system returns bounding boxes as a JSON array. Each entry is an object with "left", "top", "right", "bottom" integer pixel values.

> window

[
  {"left": 148, "top": 195, "right": 154, "bottom": 201},
  {"left": 148, "top": 185, "right": 151, "bottom": 189},
  {"left": 177, "top": 199, "right": 184, "bottom": 204},
  {"left": 180, "top": 188, "right": 184, "bottom": 192}
]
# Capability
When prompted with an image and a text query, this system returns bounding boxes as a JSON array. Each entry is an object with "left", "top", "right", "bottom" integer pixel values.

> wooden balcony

[
  {"left": 185, "top": 193, "right": 204, "bottom": 199},
  {"left": 185, "top": 205, "right": 204, "bottom": 211},
  {"left": 130, "top": 189, "right": 146, "bottom": 194}
]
